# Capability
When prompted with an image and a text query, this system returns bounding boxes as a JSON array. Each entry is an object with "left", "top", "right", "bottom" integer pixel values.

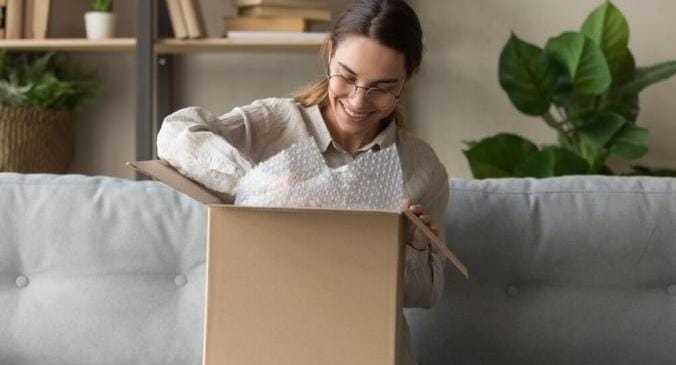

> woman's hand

[{"left": 401, "top": 198, "right": 439, "bottom": 251}]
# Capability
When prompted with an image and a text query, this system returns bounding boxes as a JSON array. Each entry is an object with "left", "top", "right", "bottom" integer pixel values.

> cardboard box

[{"left": 128, "top": 160, "right": 467, "bottom": 365}]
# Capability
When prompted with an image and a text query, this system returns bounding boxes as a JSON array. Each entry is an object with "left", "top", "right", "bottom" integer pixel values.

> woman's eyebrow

[{"left": 337, "top": 62, "right": 400, "bottom": 84}]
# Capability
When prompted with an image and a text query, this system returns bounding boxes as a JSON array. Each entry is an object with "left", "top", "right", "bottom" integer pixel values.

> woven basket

[{"left": 0, "top": 106, "right": 74, "bottom": 173}]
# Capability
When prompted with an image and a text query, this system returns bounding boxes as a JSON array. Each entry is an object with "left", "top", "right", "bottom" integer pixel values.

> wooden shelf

[
  {"left": 0, "top": 38, "right": 136, "bottom": 52},
  {"left": 154, "top": 37, "right": 325, "bottom": 53},
  {"left": 0, "top": 37, "right": 325, "bottom": 53}
]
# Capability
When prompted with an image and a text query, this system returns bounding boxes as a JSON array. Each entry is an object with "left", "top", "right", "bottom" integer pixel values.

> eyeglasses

[{"left": 326, "top": 74, "right": 400, "bottom": 110}]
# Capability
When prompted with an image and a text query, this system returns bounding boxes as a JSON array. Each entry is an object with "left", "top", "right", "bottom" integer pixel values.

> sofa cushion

[
  {"left": 0, "top": 173, "right": 206, "bottom": 364},
  {"left": 406, "top": 176, "right": 676, "bottom": 365}
]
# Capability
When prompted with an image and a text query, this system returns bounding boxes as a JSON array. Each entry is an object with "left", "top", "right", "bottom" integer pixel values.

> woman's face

[{"left": 325, "top": 35, "right": 407, "bottom": 147}]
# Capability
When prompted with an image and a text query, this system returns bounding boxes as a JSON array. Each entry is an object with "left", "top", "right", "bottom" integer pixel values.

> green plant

[
  {"left": 0, "top": 51, "right": 99, "bottom": 110},
  {"left": 464, "top": 1, "right": 676, "bottom": 178},
  {"left": 91, "top": 0, "right": 112, "bottom": 12}
]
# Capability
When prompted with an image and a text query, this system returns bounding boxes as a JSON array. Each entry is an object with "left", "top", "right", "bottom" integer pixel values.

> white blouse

[{"left": 157, "top": 97, "right": 450, "bottom": 364}]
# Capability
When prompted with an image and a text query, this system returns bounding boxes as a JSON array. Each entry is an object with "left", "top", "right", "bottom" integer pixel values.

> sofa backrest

[
  {"left": 407, "top": 176, "right": 676, "bottom": 365},
  {"left": 0, "top": 173, "right": 206, "bottom": 364}
]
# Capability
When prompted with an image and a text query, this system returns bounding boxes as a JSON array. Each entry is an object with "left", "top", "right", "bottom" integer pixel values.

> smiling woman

[{"left": 156, "top": 1, "right": 449, "bottom": 364}]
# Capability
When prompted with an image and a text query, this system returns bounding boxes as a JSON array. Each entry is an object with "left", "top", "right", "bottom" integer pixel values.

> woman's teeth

[{"left": 342, "top": 103, "right": 370, "bottom": 118}]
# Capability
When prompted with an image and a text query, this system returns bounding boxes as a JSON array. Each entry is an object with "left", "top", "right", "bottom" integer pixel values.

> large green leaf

[
  {"left": 576, "top": 112, "right": 626, "bottom": 167},
  {"left": 545, "top": 31, "right": 611, "bottom": 95},
  {"left": 514, "top": 147, "right": 590, "bottom": 177},
  {"left": 602, "top": 92, "right": 639, "bottom": 122},
  {"left": 499, "top": 33, "right": 560, "bottom": 116},
  {"left": 463, "top": 133, "right": 539, "bottom": 178},
  {"left": 577, "top": 112, "right": 626, "bottom": 148},
  {"left": 619, "top": 60, "right": 676, "bottom": 95},
  {"left": 609, "top": 123, "right": 648, "bottom": 159},
  {"left": 581, "top": 1, "right": 630, "bottom": 82}
]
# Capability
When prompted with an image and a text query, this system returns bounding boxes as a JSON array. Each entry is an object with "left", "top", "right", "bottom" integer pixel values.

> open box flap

[
  {"left": 127, "top": 160, "right": 232, "bottom": 205},
  {"left": 128, "top": 160, "right": 468, "bottom": 278},
  {"left": 403, "top": 210, "right": 468, "bottom": 279}
]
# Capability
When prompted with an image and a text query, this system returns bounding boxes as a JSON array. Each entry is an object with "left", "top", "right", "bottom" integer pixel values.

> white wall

[
  {"left": 50, "top": 0, "right": 137, "bottom": 179},
  {"left": 56, "top": 0, "right": 676, "bottom": 179}
]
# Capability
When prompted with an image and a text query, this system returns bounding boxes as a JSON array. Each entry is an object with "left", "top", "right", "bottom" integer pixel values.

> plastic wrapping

[{"left": 234, "top": 137, "right": 403, "bottom": 212}]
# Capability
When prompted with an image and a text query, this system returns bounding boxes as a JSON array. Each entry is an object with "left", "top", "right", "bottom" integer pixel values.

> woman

[{"left": 157, "top": 0, "right": 448, "bottom": 363}]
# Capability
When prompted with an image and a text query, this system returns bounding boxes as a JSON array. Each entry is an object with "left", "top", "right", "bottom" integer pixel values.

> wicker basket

[{"left": 0, "top": 106, "right": 74, "bottom": 173}]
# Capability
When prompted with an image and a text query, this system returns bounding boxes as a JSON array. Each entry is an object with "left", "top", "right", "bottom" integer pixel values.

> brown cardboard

[
  {"left": 127, "top": 159, "right": 468, "bottom": 364},
  {"left": 127, "top": 160, "right": 468, "bottom": 278},
  {"left": 205, "top": 206, "right": 404, "bottom": 364}
]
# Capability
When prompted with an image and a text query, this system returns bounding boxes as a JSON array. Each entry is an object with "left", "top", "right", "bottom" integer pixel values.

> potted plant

[
  {"left": 0, "top": 51, "right": 98, "bottom": 173},
  {"left": 463, "top": 1, "right": 676, "bottom": 178},
  {"left": 85, "top": 0, "right": 115, "bottom": 40}
]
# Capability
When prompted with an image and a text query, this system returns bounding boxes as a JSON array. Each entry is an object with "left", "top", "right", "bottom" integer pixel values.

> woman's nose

[{"left": 349, "top": 87, "right": 369, "bottom": 109}]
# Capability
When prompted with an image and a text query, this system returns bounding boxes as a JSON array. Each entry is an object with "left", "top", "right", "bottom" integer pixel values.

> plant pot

[
  {"left": 0, "top": 106, "right": 74, "bottom": 173},
  {"left": 84, "top": 11, "right": 116, "bottom": 39}
]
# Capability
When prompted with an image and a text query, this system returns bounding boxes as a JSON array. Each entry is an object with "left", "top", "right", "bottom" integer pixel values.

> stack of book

[
  {"left": 165, "top": 0, "right": 208, "bottom": 39},
  {"left": 0, "top": 0, "right": 51, "bottom": 40},
  {"left": 224, "top": 0, "right": 331, "bottom": 39}
]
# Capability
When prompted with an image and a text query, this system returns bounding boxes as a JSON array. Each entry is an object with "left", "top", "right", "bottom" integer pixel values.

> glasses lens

[
  {"left": 328, "top": 75, "right": 397, "bottom": 109},
  {"left": 328, "top": 75, "right": 353, "bottom": 97},
  {"left": 367, "top": 89, "right": 396, "bottom": 109}
]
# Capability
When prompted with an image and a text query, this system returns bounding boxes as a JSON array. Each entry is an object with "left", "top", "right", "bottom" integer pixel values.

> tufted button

[
  {"left": 174, "top": 274, "right": 188, "bottom": 287},
  {"left": 667, "top": 284, "right": 676, "bottom": 296},
  {"left": 15, "top": 275, "right": 29, "bottom": 288},
  {"left": 506, "top": 284, "right": 519, "bottom": 297}
]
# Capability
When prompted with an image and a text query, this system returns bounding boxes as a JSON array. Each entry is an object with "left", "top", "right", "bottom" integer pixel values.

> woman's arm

[
  {"left": 157, "top": 106, "right": 258, "bottom": 196},
  {"left": 402, "top": 168, "right": 449, "bottom": 309}
]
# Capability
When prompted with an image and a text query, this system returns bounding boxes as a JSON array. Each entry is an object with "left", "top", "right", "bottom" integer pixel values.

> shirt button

[{"left": 16, "top": 275, "right": 29, "bottom": 288}]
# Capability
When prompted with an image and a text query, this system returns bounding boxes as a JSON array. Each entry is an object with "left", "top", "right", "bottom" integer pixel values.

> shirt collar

[{"left": 306, "top": 104, "right": 398, "bottom": 154}]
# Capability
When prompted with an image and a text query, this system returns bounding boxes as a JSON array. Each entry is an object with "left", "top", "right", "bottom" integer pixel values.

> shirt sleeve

[
  {"left": 403, "top": 164, "right": 450, "bottom": 309},
  {"left": 156, "top": 105, "right": 258, "bottom": 196}
]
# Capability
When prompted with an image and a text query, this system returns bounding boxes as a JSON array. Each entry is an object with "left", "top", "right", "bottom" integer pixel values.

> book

[
  {"left": 22, "top": 0, "right": 31, "bottom": 38},
  {"left": 31, "top": 0, "right": 48, "bottom": 39},
  {"left": 0, "top": 0, "right": 6, "bottom": 39},
  {"left": 5, "top": 0, "right": 22, "bottom": 39},
  {"left": 225, "top": 16, "right": 306, "bottom": 32},
  {"left": 238, "top": 5, "right": 331, "bottom": 22},
  {"left": 233, "top": 0, "right": 328, "bottom": 9},
  {"left": 166, "top": 0, "right": 188, "bottom": 39},
  {"left": 225, "top": 30, "right": 328, "bottom": 41},
  {"left": 179, "top": 0, "right": 207, "bottom": 39}
]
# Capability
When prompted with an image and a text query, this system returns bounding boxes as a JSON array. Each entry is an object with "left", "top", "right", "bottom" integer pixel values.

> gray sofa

[{"left": 1, "top": 172, "right": 675, "bottom": 364}]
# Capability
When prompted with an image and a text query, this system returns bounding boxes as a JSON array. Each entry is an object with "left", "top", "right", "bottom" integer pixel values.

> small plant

[
  {"left": 0, "top": 51, "right": 99, "bottom": 111},
  {"left": 464, "top": 1, "right": 676, "bottom": 178},
  {"left": 91, "top": 0, "right": 112, "bottom": 12}
]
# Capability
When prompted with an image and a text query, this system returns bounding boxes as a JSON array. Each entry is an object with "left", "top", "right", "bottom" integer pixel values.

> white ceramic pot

[{"left": 84, "top": 11, "right": 116, "bottom": 39}]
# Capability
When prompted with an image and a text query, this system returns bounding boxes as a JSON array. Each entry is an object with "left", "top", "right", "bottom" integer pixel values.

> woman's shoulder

[
  {"left": 397, "top": 129, "right": 449, "bottom": 186},
  {"left": 243, "top": 97, "right": 305, "bottom": 113},
  {"left": 397, "top": 130, "right": 445, "bottom": 168}
]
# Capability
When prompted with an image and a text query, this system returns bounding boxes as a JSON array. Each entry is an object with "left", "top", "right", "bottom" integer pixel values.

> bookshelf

[
  {"left": 0, "top": 1, "right": 326, "bottom": 179},
  {"left": 154, "top": 37, "right": 324, "bottom": 53},
  {"left": 0, "top": 38, "right": 137, "bottom": 52},
  {"left": 0, "top": 38, "right": 324, "bottom": 53}
]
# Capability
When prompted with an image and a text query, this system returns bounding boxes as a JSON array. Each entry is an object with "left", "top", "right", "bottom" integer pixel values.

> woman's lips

[{"left": 339, "top": 100, "right": 373, "bottom": 122}]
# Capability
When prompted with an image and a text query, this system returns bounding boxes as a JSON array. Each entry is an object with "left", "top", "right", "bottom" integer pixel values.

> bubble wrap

[{"left": 234, "top": 137, "right": 403, "bottom": 212}]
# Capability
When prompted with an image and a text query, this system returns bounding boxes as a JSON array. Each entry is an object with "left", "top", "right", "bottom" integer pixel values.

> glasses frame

[{"left": 326, "top": 73, "right": 401, "bottom": 109}]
